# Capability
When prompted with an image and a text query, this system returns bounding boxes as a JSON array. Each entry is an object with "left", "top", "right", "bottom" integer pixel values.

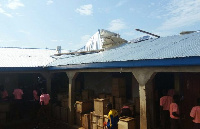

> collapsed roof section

[
  {"left": 48, "top": 32, "right": 200, "bottom": 69},
  {"left": 78, "top": 29, "right": 127, "bottom": 52},
  {"left": 100, "top": 29, "right": 127, "bottom": 49}
]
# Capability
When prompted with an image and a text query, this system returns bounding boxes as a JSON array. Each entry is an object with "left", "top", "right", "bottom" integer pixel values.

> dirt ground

[{"left": 1, "top": 118, "right": 69, "bottom": 129}]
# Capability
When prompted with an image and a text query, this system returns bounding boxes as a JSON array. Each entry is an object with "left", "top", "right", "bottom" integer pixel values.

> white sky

[{"left": 0, "top": 0, "right": 200, "bottom": 50}]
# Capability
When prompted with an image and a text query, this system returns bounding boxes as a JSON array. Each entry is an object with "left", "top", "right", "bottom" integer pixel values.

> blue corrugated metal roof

[{"left": 48, "top": 32, "right": 200, "bottom": 68}]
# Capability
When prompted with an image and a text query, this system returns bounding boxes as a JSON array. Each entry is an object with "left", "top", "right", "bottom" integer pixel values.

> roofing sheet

[
  {"left": 49, "top": 32, "right": 200, "bottom": 66},
  {"left": 0, "top": 48, "right": 56, "bottom": 67}
]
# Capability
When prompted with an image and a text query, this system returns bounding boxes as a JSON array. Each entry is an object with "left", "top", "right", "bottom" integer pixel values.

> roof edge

[{"left": 47, "top": 56, "right": 200, "bottom": 71}]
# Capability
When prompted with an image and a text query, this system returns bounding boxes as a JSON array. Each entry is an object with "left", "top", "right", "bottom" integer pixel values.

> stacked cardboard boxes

[
  {"left": 98, "top": 93, "right": 106, "bottom": 99},
  {"left": 76, "top": 101, "right": 93, "bottom": 113},
  {"left": 93, "top": 99, "right": 109, "bottom": 117},
  {"left": 118, "top": 117, "right": 136, "bottom": 129},
  {"left": 115, "top": 97, "right": 126, "bottom": 111},
  {"left": 112, "top": 78, "right": 126, "bottom": 111},
  {"left": 82, "top": 90, "right": 94, "bottom": 101},
  {"left": 91, "top": 98, "right": 110, "bottom": 129},
  {"left": 75, "top": 101, "right": 93, "bottom": 128}
]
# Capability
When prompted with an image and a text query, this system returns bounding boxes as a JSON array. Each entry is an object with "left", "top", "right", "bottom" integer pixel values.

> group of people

[
  {"left": 0, "top": 85, "right": 50, "bottom": 121},
  {"left": 160, "top": 89, "right": 200, "bottom": 129},
  {"left": 0, "top": 86, "right": 24, "bottom": 101},
  {"left": 104, "top": 102, "right": 136, "bottom": 129}
]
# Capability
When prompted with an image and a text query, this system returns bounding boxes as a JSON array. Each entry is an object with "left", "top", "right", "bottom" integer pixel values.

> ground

[{"left": 1, "top": 118, "right": 69, "bottom": 129}]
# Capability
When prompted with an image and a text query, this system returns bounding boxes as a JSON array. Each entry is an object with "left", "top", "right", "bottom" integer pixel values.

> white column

[
  {"left": 66, "top": 72, "right": 78, "bottom": 126},
  {"left": 132, "top": 70, "right": 154, "bottom": 129}
]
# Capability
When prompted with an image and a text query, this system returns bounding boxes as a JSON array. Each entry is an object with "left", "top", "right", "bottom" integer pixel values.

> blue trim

[
  {"left": 47, "top": 57, "right": 200, "bottom": 71},
  {"left": 0, "top": 57, "right": 199, "bottom": 72},
  {"left": 0, "top": 67, "right": 45, "bottom": 72}
]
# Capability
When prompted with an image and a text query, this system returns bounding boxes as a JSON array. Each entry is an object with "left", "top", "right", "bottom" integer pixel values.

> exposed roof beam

[{"left": 135, "top": 29, "right": 160, "bottom": 38}]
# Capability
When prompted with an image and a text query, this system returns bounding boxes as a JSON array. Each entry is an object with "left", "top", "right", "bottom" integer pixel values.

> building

[{"left": 1, "top": 32, "right": 200, "bottom": 129}]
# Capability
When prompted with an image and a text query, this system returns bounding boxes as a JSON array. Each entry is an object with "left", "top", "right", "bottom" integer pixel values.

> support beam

[
  {"left": 66, "top": 71, "right": 78, "bottom": 126},
  {"left": 132, "top": 70, "right": 154, "bottom": 129}
]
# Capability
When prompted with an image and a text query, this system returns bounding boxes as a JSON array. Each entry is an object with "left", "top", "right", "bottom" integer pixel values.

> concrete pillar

[
  {"left": 66, "top": 71, "right": 78, "bottom": 126},
  {"left": 132, "top": 70, "right": 154, "bottom": 129},
  {"left": 41, "top": 72, "right": 52, "bottom": 95}
]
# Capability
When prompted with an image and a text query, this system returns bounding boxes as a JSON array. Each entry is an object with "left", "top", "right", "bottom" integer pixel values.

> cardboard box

[
  {"left": 76, "top": 101, "right": 93, "bottom": 113},
  {"left": 90, "top": 112, "right": 94, "bottom": 129},
  {"left": 82, "top": 114, "right": 90, "bottom": 129},
  {"left": 118, "top": 117, "right": 136, "bottom": 129},
  {"left": 91, "top": 122, "right": 97, "bottom": 129},
  {"left": 82, "top": 90, "right": 94, "bottom": 101},
  {"left": 97, "top": 125, "right": 103, "bottom": 129},
  {"left": 112, "top": 78, "right": 126, "bottom": 88},
  {"left": 92, "top": 114, "right": 104, "bottom": 127},
  {"left": 112, "top": 87, "right": 126, "bottom": 97},
  {"left": 115, "top": 97, "right": 126, "bottom": 105},
  {"left": 106, "top": 96, "right": 114, "bottom": 104},
  {"left": 98, "top": 93, "right": 106, "bottom": 99},
  {"left": 76, "top": 112, "right": 82, "bottom": 126},
  {"left": 94, "top": 99, "right": 109, "bottom": 116}
]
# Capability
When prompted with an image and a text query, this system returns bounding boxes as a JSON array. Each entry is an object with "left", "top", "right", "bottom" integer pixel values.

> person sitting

[
  {"left": 120, "top": 105, "right": 132, "bottom": 117},
  {"left": 106, "top": 103, "right": 119, "bottom": 129}
]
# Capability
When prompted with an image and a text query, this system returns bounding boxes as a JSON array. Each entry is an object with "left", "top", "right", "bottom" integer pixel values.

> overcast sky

[{"left": 0, "top": 0, "right": 200, "bottom": 50}]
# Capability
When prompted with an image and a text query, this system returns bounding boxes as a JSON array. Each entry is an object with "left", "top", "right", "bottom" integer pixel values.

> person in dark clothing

[
  {"left": 120, "top": 105, "right": 132, "bottom": 117},
  {"left": 160, "top": 89, "right": 173, "bottom": 129},
  {"left": 170, "top": 95, "right": 182, "bottom": 129},
  {"left": 106, "top": 103, "right": 119, "bottom": 129}
]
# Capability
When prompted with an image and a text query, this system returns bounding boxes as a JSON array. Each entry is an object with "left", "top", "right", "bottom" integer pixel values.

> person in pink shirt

[
  {"left": 40, "top": 91, "right": 50, "bottom": 106},
  {"left": 190, "top": 98, "right": 200, "bottom": 129},
  {"left": 170, "top": 95, "right": 182, "bottom": 129},
  {"left": 37, "top": 89, "right": 50, "bottom": 121},
  {"left": 160, "top": 89, "right": 173, "bottom": 129},
  {"left": 13, "top": 88, "right": 23, "bottom": 100},
  {"left": 33, "top": 89, "right": 39, "bottom": 101},
  {"left": 0, "top": 87, "right": 8, "bottom": 100}
]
